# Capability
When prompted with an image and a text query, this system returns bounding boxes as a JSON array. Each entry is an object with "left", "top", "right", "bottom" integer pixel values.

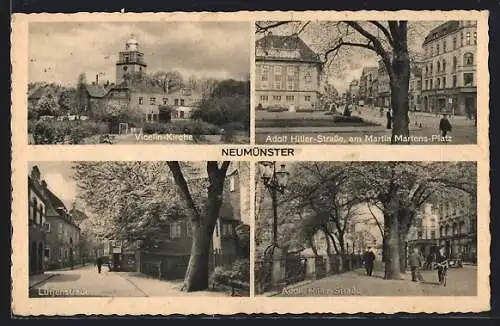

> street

[
  {"left": 275, "top": 263, "right": 477, "bottom": 297},
  {"left": 29, "top": 265, "right": 229, "bottom": 297},
  {"left": 255, "top": 109, "right": 477, "bottom": 145}
]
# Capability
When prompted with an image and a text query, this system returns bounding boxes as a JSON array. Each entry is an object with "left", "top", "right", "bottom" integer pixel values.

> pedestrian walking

[
  {"left": 362, "top": 247, "right": 376, "bottom": 276},
  {"left": 409, "top": 248, "right": 424, "bottom": 282},
  {"left": 386, "top": 109, "right": 392, "bottom": 129},
  {"left": 439, "top": 114, "right": 452, "bottom": 139},
  {"left": 96, "top": 256, "right": 102, "bottom": 274}
]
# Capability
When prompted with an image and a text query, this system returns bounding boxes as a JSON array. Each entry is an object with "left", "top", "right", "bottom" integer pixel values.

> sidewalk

[{"left": 29, "top": 273, "right": 57, "bottom": 289}]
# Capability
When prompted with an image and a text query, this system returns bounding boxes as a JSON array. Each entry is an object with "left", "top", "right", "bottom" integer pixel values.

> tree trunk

[
  {"left": 183, "top": 183, "right": 223, "bottom": 291},
  {"left": 390, "top": 46, "right": 411, "bottom": 144},
  {"left": 383, "top": 211, "right": 401, "bottom": 280}
]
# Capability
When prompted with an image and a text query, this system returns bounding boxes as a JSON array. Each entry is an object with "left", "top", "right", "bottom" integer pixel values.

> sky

[
  {"left": 28, "top": 161, "right": 77, "bottom": 208},
  {"left": 256, "top": 20, "right": 448, "bottom": 93},
  {"left": 29, "top": 21, "right": 251, "bottom": 86}
]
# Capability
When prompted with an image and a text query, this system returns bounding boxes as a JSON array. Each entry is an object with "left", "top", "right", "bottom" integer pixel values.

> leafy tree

[
  {"left": 36, "top": 93, "right": 59, "bottom": 116},
  {"left": 151, "top": 70, "right": 184, "bottom": 92},
  {"left": 58, "top": 88, "right": 77, "bottom": 115}
]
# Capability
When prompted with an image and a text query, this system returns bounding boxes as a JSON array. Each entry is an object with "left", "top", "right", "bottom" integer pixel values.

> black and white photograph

[
  {"left": 255, "top": 161, "right": 477, "bottom": 296},
  {"left": 255, "top": 20, "right": 478, "bottom": 145},
  {"left": 28, "top": 161, "right": 250, "bottom": 297},
  {"left": 27, "top": 21, "right": 250, "bottom": 144}
]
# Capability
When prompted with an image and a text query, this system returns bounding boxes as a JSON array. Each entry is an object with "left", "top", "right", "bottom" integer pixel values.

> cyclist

[{"left": 435, "top": 246, "right": 449, "bottom": 286}]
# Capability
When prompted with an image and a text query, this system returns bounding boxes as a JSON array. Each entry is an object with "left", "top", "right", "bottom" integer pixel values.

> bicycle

[{"left": 435, "top": 261, "right": 449, "bottom": 287}]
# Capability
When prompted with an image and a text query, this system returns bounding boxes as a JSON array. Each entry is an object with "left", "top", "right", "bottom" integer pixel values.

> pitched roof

[
  {"left": 85, "top": 84, "right": 109, "bottom": 98},
  {"left": 256, "top": 34, "right": 321, "bottom": 63},
  {"left": 423, "top": 21, "right": 461, "bottom": 45}
]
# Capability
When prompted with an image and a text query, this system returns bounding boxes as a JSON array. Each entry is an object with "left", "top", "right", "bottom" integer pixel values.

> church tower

[{"left": 115, "top": 34, "right": 148, "bottom": 83}]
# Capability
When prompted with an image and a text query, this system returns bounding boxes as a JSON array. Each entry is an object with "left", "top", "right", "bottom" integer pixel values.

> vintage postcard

[{"left": 11, "top": 10, "right": 490, "bottom": 316}]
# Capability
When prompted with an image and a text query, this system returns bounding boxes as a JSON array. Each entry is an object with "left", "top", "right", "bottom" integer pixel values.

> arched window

[
  {"left": 453, "top": 56, "right": 457, "bottom": 71},
  {"left": 442, "top": 59, "right": 446, "bottom": 72},
  {"left": 430, "top": 63, "right": 433, "bottom": 75},
  {"left": 437, "top": 61, "right": 441, "bottom": 72},
  {"left": 463, "top": 53, "right": 474, "bottom": 66},
  {"left": 460, "top": 32, "right": 464, "bottom": 46},
  {"left": 452, "top": 37, "right": 457, "bottom": 49}
]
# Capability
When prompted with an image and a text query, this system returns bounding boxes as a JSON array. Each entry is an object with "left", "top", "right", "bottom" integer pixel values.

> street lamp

[{"left": 259, "top": 161, "right": 289, "bottom": 256}]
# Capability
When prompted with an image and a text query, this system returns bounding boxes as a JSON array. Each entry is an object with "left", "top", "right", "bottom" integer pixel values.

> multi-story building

[
  {"left": 28, "top": 166, "right": 49, "bottom": 275},
  {"left": 376, "top": 59, "right": 391, "bottom": 109},
  {"left": 437, "top": 193, "right": 477, "bottom": 262},
  {"left": 41, "top": 180, "right": 81, "bottom": 270},
  {"left": 421, "top": 21, "right": 477, "bottom": 116},
  {"left": 255, "top": 34, "right": 323, "bottom": 111},
  {"left": 359, "top": 67, "right": 378, "bottom": 106},
  {"left": 407, "top": 203, "right": 440, "bottom": 258},
  {"left": 409, "top": 63, "right": 423, "bottom": 112},
  {"left": 348, "top": 79, "right": 360, "bottom": 104}
]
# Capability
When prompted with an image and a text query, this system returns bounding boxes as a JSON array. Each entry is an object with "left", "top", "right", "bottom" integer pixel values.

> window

[
  {"left": 436, "top": 78, "right": 440, "bottom": 89},
  {"left": 464, "top": 53, "right": 474, "bottom": 66},
  {"left": 474, "top": 32, "right": 477, "bottom": 45},
  {"left": 460, "top": 32, "right": 464, "bottom": 46},
  {"left": 260, "top": 95, "right": 268, "bottom": 102},
  {"left": 179, "top": 111, "right": 185, "bottom": 119},
  {"left": 186, "top": 221, "right": 192, "bottom": 237},
  {"left": 425, "top": 65, "right": 428, "bottom": 76},
  {"left": 453, "top": 56, "right": 457, "bottom": 71},
  {"left": 58, "top": 224, "right": 63, "bottom": 237},
  {"left": 425, "top": 79, "right": 428, "bottom": 90},
  {"left": 261, "top": 65, "right": 269, "bottom": 81},
  {"left": 180, "top": 99, "right": 185, "bottom": 106},
  {"left": 442, "top": 59, "right": 446, "bottom": 72},
  {"left": 436, "top": 43, "right": 440, "bottom": 54},
  {"left": 430, "top": 63, "right": 433, "bottom": 75},
  {"left": 464, "top": 73, "right": 474, "bottom": 87},
  {"left": 138, "top": 97, "right": 144, "bottom": 105},
  {"left": 286, "top": 95, "right": 294, "bottom": 102},
  {"left": 304, "top": 72, "right": 312, "bottom": 84},
  {"left": 430, "top": 79, "right": 433, "bottom": 89},
  {"left": 274, "top": 66, "right": 282, "bottom": 76},
  {"left": 443, "top": 40, "right": 446, "bottom": 52},
  {"left": 437, "top": 61, "right": 441, "bottom": 72},
  {"left": 272, "top": 95, "right": 282, "bottom": 101},
  {"left": 442, "top": 77, "right": 446, "bottom": 88},
  {"left": 170, "top": 222, "right": 182, "bottom": 239},
  {"left": 229, "top": 176, "right": 236, "bottom": 192},
  {"left": 287, "top": 66, "right": 295, "bottom": 76},
  {"left": 222, "top": 223, "right": 233, "bottom": 237},
  {"left": 466, "top": 31, "right": 471, "bottom": 45},
  {"left": 162, "top": 98, "right": 168, "bottom": 105},
  {"left": 174, "top": 99, "right": 179, "bottom": 106},
  {"left": 305, "top": 95, "right": 311, "bottom": 102},
  {"left": 44, "top": 222, "right": 50, "bottom": 232},
  {"left": 453, "top": 37, "right": 457, "bottom": 49},
  {"left": 149, "top": 97, "right": 156, "bottom": 105}
]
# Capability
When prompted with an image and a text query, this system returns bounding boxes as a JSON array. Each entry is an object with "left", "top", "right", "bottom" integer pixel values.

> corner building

[{"left": 421, "top": 21, "right": 477, "bottom": 117}]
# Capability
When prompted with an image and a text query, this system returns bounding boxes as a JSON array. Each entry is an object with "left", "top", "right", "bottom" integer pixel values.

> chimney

[
  {"left": 30, "top": 166, "right": 41, "bottom": 182},
  {"left": 96, "top": 74, "right": 99, "bottom": 85}
]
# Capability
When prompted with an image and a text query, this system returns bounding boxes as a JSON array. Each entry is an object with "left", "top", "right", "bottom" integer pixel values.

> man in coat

[
  {"left": 363, "top": 247, "right": 376, "bottom": 276},
  {"left": 439, "top": 114, "right": 453, "bottom": 138},
  {"left": 409, "top": 248, "right": 424, "bottom": 282}
]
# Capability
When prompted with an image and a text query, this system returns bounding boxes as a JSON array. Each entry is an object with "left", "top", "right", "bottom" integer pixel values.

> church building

[{"left": 86, "top": 35, "right": 202, "bottom": 122}]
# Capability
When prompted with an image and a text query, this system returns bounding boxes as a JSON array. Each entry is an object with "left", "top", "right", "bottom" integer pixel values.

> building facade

[
  {"left": 86, "top": 35, "right": 202, "bottom": 123},
  {"left": 359, "top": 67, "right": 378, "bottom": 106},
  {"left": 28, "top": 166, "right": 48, "bottom": 276},
  {"left": 377, "top": 59, "right": 391, "bottom": 109},
  {"left": 42, "top": 182, "right": 81, "bottom": 270},
  {"left": 421, "top": 21, "right": 477, "bottom": 116},
  {"left": 255, "top": 34, "right": 323, "bottom": 111},
  {"left": 348, "top": 79, "right": 360, "bottom": 104},
  {"left": 409, "top": 64, "right": 423, "bottom": 112}
]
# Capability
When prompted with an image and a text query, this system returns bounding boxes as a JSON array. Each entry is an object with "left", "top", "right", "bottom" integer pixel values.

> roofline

[{"left": 256, "top": 57, "right": 322, "bottom": 64}]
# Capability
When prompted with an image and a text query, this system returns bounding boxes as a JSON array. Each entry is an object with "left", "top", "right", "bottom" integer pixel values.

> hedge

[{"left": 28, "top": 119, "right": 109, "bottom": 144}]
